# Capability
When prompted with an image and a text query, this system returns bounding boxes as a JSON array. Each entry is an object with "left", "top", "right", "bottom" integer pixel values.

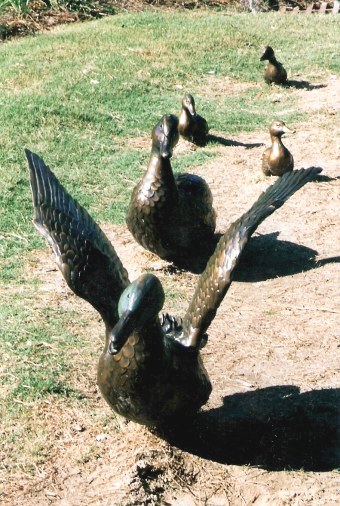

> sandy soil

[{"left": 4, "top": 76, "right": 339, "bottom": 505}]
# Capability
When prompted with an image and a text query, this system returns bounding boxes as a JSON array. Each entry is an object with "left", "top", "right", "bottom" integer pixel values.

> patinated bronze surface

[
  {"left": 260, "top": 46, "right": 288, "bottom": 85},
  {"left": 262, "top": 120, "right": 295, "bottom": 176},
  {"left": 125, "top": 114, "right": 216, "bottom": 266},
  {"left": 178, "top": 93, "right": 209, "bottom": 146},
  {"left": 26, "top": 149, "right": 321, "bottom": 427}
]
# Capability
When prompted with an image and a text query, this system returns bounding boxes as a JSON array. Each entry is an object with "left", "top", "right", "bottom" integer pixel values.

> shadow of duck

[
  {"left": 206, "top": 133, "right": 264, "bottom": 149},
  {"left": 161, "top": 385, "right": 340, "bottom": 472},
  {"left": 285, "top": 81, "right": 328, "bottom": 90},
  {"left": 314, "top": 174, "right": 340, "bottom": 183},
  {"left": 235, "top": 232, "right": 340, "bottom": 282},
  {"left": 166, "top": 228, "right": 339, "bottom": 277}
]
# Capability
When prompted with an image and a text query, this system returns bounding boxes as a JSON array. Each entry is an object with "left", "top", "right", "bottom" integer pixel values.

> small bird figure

[
  {"left": 26, "top": 148, "right": 321, "bottom": 428},
  {"left": 260, "top": 46, "right": 288, "bottom": 85},
  {"left": 126, "top": 114, "right": 216, "bottom": 268},
  {"left": 178, "top": 93, "right": 209, "bottom": 146},
  {"left": 262, "top": 120, "right": 295, "bottom": 177}
]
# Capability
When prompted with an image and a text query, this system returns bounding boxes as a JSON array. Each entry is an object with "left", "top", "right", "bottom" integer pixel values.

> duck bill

[
  {"left": 160, "top": 136, "right": 173, "bottom": 159},
  {"left": 108, "top": 310, "right": 136, "bottom": 354},
  {"left": 282, "top": 125, "right": 295, "bottom": 135},
  {"left": 260, "top": 46, "right": 272, "bottom": 61},
  {"left": 187, "top": 102, "right": 196, "bottom": 116}
]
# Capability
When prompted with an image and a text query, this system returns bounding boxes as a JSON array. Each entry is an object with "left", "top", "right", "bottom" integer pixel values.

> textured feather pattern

[
  {"left": 126, "top": 155, "right": 179, "bottom": 258},
  {"left": 126, "top": 159, "right": 216, "bottom": 261},
  {"left": 26, "top": 149, "right": 129, "bottom": 328},
  {"left": 179, "top": 167, "right": 322, "bottom": 348}
]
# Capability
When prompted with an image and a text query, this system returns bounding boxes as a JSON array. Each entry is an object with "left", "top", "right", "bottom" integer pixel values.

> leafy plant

[{"left": 0, "top": 0, "right": 31, "bottom": 13}]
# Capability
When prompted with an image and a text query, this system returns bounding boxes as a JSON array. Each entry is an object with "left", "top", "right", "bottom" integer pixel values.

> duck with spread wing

[{"left": 26, "top": 149, "right": 321, "bottom": 427}]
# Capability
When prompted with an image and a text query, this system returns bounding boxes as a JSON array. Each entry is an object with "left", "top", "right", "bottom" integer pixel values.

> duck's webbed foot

[
  {"left": 160, "top": 312, "right": 183, "bottom": 335},
  {"left": 161, "top": 313, "right": 208, "bottom": 350}
]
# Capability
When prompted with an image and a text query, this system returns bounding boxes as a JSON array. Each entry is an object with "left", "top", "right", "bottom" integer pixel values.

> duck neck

[
  {"left": 268, "top": 55, "right": 279, "bottom": 66},
  {"left": 270, "top": 135, "right": 286, "bottom": 157},
  {"left": 179, "top": 107, "right": 192, "bottom": 125},
  {"left": 146, "top": 150, "right": 178, "bottom": 200},
  {"left": 271, "top": 133, "right": 283, "bottom": 145},
  {"left": 104, "top": 317, "right": 164, "bottom": 357}
]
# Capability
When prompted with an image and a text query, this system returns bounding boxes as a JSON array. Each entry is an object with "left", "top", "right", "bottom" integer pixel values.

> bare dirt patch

[
  {"left": 3, "top": 77, "right": 339, "bottom": 505},
  {"left": 197, "top": 75, "right": 261, "bottom": 97}
]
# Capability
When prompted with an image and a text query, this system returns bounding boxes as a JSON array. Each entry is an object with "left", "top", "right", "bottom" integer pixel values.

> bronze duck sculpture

[
  {"left": 26, "top": 148, "right": 321, "bottom": 427},
  {"left": 126, "top": 113, "right": 216, "bottom": 267},
  {"left": 262, "top": 120, "right": 295, "bottom": 177},
  {"left": 260, "top": 46, "right": 287, "bottom": 85},
  {"left": 178, "top": 93, "right": 209, "bottom": 146}
]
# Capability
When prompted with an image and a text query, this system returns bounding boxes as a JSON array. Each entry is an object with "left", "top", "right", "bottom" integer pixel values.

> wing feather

[
  {"left": 180, "top": 167, "right": 322, "bottom": 348},
  {"left": 26, "top": 149, "right": 130, "bottom": 328}
]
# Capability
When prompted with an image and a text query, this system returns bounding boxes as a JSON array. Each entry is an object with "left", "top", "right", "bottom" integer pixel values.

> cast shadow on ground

[
  {"left": 285, "top": 80, "right": 327, "bottom": 90},
  {"left": 161, "top": 385, "right": 339, "bottom": 472},
  {"left": 167, "top": 231, "right": 339, "bottom": 276},
  {"left": 315, "top": 174, "right": 340, "bottom": 183},
  {"left": 234, "top": 232, "right": 340, "bottom": 282},
  {"left": 206, "top": 133, "right": 264, "bottom": 149}
]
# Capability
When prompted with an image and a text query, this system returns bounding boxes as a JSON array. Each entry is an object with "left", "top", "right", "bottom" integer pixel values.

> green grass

[
  {"left": 0, "top": 10, "right": 339, "bottom": 478},
  {"left": 0, "top": 12, "right": 338, "bottom": 234}
]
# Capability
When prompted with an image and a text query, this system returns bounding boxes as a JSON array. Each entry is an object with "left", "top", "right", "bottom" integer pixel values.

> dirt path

[{"left": 5, "top": 77, "right": 339, "bottom": 505}]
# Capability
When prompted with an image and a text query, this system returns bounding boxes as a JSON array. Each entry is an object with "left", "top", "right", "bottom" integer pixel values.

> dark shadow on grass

[
  {"left": 286, "top": 80, "right": 327, "bottom": 90},
  {"left": 156, "top": 168, "right": 335, "bottom": 274},
  {"left": 167, "top": 232, "right": 339, "bottom": 276},
  {"left": 206, "top": 133, "right": 264, "bottom": 149},
  {"left": 234, "top": 232, "right": 340, "bottom": 282},
  {"left": 314, "top": 174, "right": 340, "bottom": 183},
  {"left": 160, "top": 386, "right": 339, "bottom": 471}
]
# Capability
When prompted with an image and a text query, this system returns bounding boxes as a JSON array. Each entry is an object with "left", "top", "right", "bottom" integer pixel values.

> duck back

[{"left": 264, "top": 61, "right": 287, "bottom": 85}]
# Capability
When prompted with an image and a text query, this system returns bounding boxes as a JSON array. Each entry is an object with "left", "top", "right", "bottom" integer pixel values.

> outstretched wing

[
  {"left": 180, "top": 167, "right": 322, "bottom": 348},
  {"left": 26, "top": 149, "right": 130, "bottom": 328}
]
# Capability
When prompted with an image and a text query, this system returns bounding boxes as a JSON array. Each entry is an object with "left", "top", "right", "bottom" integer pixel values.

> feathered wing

[
  {"left": 180, "top": 167, "right": 322, "bottom": 348},
  {"left": 25, "top": 149, "right": 130, "bottom": 328}
]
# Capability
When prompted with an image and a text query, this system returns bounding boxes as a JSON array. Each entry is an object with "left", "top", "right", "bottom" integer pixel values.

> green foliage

[
  {"left": 0, "top": 0, "right": 31, "bottom": 13},
  {"left": 0, "top": 0, "right": 115, "bottom": 15}
]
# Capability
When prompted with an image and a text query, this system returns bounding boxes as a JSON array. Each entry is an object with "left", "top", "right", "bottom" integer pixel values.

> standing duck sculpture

[
  {"left": 26, "top": 148, "right": 321, "bottom": 427},
  {"left": 260, "top": 46, "right": 288, "bottom": 85},
  {"left": 126, "top": 114, "right": 216, "bottom": 268},
  {"left": 178, "top": 93, "right": 209, "bottom": 146},
  {"left": 262, "top": 120, "right": 295, "bottom": 177}
]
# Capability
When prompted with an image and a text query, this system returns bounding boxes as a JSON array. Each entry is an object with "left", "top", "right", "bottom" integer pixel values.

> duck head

[
  {"left": 181, "top": 93, "right": 196, "bottom": 116},
  {"left": 151, "top": 114, "right": 179, "bottom": 158},
  {"left": 109, "top": 273, "right": 165, "bottom": 354},
  {"left": 269, "top": 120, "right": 295, "bottom": 138},
  {"left": 260, "top": 46, "right": 275, "bottom": 61}
]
